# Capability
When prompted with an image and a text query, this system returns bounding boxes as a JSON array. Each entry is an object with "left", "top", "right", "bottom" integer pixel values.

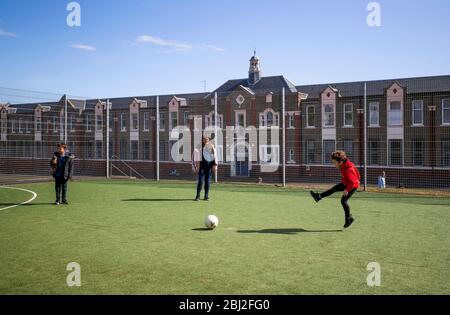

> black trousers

[
  {"left": 196, "top": 162, "right": 213, "bottom": 198},
  {"left": 320, "top": 183, "right": 357, "bottom": 218},
  {"left": 55, "top": 177, "right": 68, "bottom": 202}
]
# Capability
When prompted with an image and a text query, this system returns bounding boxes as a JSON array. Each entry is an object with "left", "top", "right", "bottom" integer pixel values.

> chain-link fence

[{"left": 1, "top": 76, "right": 449, "bottom": 191}]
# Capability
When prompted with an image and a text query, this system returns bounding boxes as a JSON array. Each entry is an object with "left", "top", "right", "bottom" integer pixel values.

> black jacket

[{"left": 50, "top": 152, "right": 75, "bottom": 180}]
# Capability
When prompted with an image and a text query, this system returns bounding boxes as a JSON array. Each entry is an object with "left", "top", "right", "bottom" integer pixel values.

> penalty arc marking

[{"left": 0, "top": 186, "right": 38, "bottom": 211}]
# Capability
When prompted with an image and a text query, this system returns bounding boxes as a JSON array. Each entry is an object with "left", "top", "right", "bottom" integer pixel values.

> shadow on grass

[
  {"left": 0, "top": 203, "right": 55, "bottom": 206},
  {"left": 192, "top": 228, "right": 214, "bottom": 231},
  {"left": 237, "top": 228, "right": 342, "bottom": 235},
  {"left": 122, "top": 198, "right": 194, "bottom": 202}
]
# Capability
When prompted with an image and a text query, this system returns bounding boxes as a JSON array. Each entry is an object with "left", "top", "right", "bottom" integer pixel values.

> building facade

[{"left": 1, "top": 54, "right": 449, "bottom": 188}]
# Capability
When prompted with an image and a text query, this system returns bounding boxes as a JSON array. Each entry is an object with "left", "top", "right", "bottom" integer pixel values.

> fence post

[
  {"left": 106, "top": 99, "right": 110, "bottom": 179},
  {"left": 214, "top": 91, "right": 218, "bottom": 183},
  {"left": 156, "top": 95, "right": 160, "bottom": 181},
  {"left": 64, "top": 95, "right": 68, "bottom": 143},
  {"left": 282, "top": 87, "right": 286, "bottom": 187},
  {"left": 364, "top": 82, "right": 368, "bottom": 192}
]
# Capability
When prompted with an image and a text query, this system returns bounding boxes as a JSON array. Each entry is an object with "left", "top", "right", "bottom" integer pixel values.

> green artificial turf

[{"left": 0, "top": 180, "right": 449, "bottom": 295}]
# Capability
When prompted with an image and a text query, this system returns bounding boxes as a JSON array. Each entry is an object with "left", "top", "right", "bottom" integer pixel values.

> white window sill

[
  {"left": 368, "top": 125, "right": 380, "bottom": 128},
  {"left": 411, "top": 124, "right": 424, "bottom": 127},
  {"left": 306, "top": 126, "right": 316, "bottom": 129},
  {"left": 442, "top": 123, "right": 450, "bottom": 126},
  {"left": 342, "top": 126, "right": 354, "bottom": 128}
]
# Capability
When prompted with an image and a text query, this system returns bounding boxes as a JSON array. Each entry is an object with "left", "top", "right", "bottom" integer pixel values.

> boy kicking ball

[{"left": 310, "top": 151, "right": 360, "bottom": 229}]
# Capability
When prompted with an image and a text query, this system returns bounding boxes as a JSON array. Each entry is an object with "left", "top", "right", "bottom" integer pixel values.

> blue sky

[{"left": 0, "top": 0, "right": 449, "bottom": 100}]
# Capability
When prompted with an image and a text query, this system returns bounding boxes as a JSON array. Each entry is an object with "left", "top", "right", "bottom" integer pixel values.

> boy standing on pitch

[
  {"left": 309, "top": 151, "right": 360, "bottom": 229},
  {"left": 50, "top": 143, "right": 74, "bottom": 205}
]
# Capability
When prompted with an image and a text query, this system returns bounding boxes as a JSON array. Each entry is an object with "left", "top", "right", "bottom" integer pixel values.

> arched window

[
  {"left": 267, "top": 111, "right": 274, "bottom": 127},
  {"left": 259, "top": 108, "right": 279, "bottom": 128}
]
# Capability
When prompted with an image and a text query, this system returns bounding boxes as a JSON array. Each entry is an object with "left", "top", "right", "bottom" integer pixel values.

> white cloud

[
  {"left": 0, "top": 29, "right": 16, "bottom": 37},
  {"left": 198, "top": 44, "right": 226, "bottom": 52},
  {"left": 135, "top": 35, "right": 225, "bottom": 53},
  {"left": 136, "top": 35, "right": 191, "bottom": 52},
  {"left": 70, "top": 44, "right": 97, "bottom": 52}
]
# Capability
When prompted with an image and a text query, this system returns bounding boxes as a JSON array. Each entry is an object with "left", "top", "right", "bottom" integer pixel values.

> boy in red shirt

[{"left": 310, "top": 151, "right": 360, "bottom": 229}]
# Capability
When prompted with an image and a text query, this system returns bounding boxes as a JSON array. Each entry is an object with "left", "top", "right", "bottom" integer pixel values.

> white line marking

[{"left": 0, "top": 186, "right": 38, "bottom": 211}]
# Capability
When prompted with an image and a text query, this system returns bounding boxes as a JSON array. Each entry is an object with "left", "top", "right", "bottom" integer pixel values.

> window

[
  {"left": 323, "top": 140, "right": 336, "bottom": 165},
  {"left": 306, "top": 140, "right": 315, "bottom": 164},
  {"left": 260, "top": 109, "right": 278, "bottom": 128},
  {"left": 95, "top": 141, "right": 103, "bottom": 159},
  {"left": 412, "top": 100, "right": 424, "bottom": 126},
  {"left": 288, "top": 114, "right": 295, "bottom": 128},
  {"left": 86, "top": 141, "right": 94, "bottom": 159},
  {"left": 289, "top": 148, "right": 295, "bottom": 163},
  {"left": 236, "top": 112, "right": 246, "bottom": 128},
  {"left": 442, "top": 139, "right": 450, "bottom": 167},
  {"left": 36, "top": 117, "right": 41, "bottom": 132},
  {"left": 143, "top": 112, "right": 149, "bottom": 131},
  {"left": 266, "top": 93, "right": 273, "bottom": 103},
  {"left": 343, "top": 104, "right": 353, "bottom": 127},
  {"left": 343, "top": 139, "right": 353, "bottom": 159},
  {"left": 108, "top": 140, "right": 113, "bottom": 159},
  {"left": 53, "top": 117, "right": 58, "bottom": 132},
  {"left": 18, "top": 118, "right": 23, "bottom": 133},
  {"left": 86, "top": 114, "right": 94, "bottom": 132},
  {"left": 120, "top": 113, "right": 127, "bottom": 132},
  {"left": 412, "top": 139, "right": 424, "bottom": 166},
  {"left": 206, "top": 112, "right": 223, "bottom": 129},
  {"left": 108, "top": 113, "right": 114, "bottom": 131},
  {"left": 389, "top": 140, "right": 403, "bottom": 166},
  {"left": 95, "top": 114, "right": 102, "bottom": 131},
  {"left": 170, "top": 112, "right": 178, "bottom": 130},
  {"left": 131, "top": 141, "right": 139, "bottom": 160},
  {"left": 389, "top": 102, "right": 402, "bottom": 126},
  {"left": 369, "top": 140, "right": 380, "bottom": 165},
  {"left": 159, "top": 112, "right": 165, "bottom": 130},
  {"left": 369, "top": 102, "right": 380, "bottom": 127},
  {"left": 69, "top": 115, "right": 75, "bottom": 132},
  {"left": 267, "top": 111, "right": 274, "bottom": 126},
  {"left": 131, "top": 113, "right": 139, "bottom": 131},
  {"left": 27, "top": 119, "right": 33, "bottom": 133},
  {"left": 443, "top": 99, "right": 450, "bottom": 125},
  {"left": 143, "top": 141, "right": 150, "bottom": 160},
  {"left": 323, "top": 104, "right": 335, "bottom": 127},
  {"left": 120, "top": 139, "right": 127, "bottom": 160},
  {"left": 10, "top": 120, "right": 16, "bottom": 134},
  {"left": 159, "top": 142, "right": 166, "bottom": 161},
  {"left": 183, "top": 111, "right": 189, "bottom": 125}
]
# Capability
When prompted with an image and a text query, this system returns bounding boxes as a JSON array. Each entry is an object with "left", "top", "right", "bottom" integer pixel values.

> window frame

[
  {"left": 442, "top": 99, "right": 450, "bottom": 125},
  {"left": 369, "top": 102, "right": 380, "bottom": 127},
  {"left": 343, "top": 103, "right": 353, "bottom": 127},
  {"left": 412, "top": 100, "right": 424, "bottom": 126}
]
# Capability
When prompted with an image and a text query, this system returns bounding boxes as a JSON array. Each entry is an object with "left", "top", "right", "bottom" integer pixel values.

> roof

[
  {"left": 207, "top": 75, "right": 298, "bottom": 98},
  {"left": 296, "top": 75, "right": 450, "bottom": 99}
]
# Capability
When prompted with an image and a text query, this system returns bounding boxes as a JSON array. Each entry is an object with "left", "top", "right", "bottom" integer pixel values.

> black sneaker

[
  {"left": 62, "top": 200, "right": 69, "bottom": 205},
  {"left": 310, "top": 191, "right": 321, "bottom": 203},
  {"left": 344, "top": 216, "right": 355, "bottom": 229},
  {"left": 55, "top": 201, "right": 60, "bottom": 205},
  {"left": 204, "top": 197, "right": 209, "bottom": 201},
  {"left": 194, "top": 197, "right": 200, "bottom": 201}
]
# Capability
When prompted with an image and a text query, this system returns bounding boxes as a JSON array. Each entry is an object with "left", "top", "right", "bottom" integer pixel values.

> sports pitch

[{"left": 0, "top": 180, "right": 449, "bottom": 295}]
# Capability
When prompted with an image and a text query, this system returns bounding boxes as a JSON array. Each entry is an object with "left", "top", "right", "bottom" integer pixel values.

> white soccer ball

[{"left": 204, "top": 215, "right": 219, "bottom": 230}]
